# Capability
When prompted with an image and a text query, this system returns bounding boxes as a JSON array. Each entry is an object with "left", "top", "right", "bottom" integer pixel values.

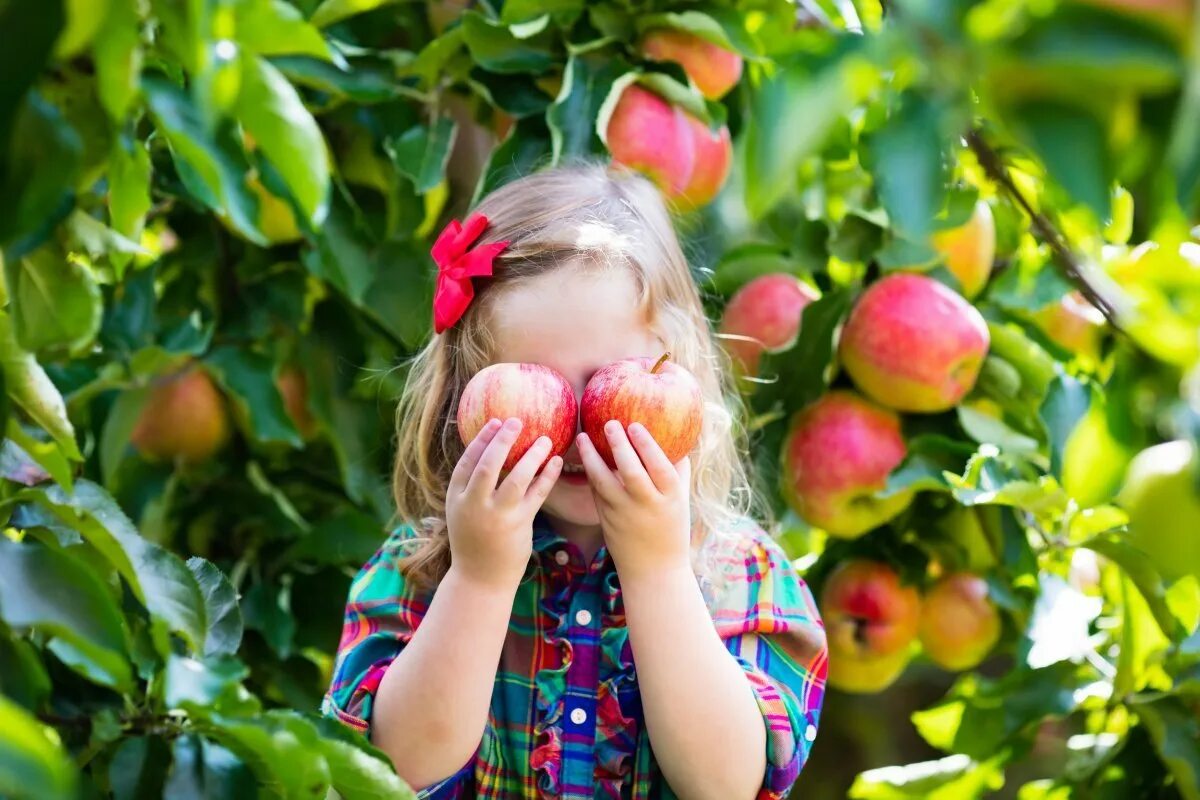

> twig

[{"left": 965, "top": 129, "right": 1126, "bottom": 333}]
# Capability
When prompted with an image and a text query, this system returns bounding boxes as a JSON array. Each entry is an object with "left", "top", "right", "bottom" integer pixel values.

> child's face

[{"left": 488, "top": 265, "right": 664, "bottom": 530}]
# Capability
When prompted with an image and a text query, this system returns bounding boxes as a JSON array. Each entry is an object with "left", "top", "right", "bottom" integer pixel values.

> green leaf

[
  {"left": 0, "top": 633, "right": 50, "bottom": 711},
  {"left": 1137, "top": 697, "right": 1200, "bottom": 800},
  {"left": 849, "top": 754, "right": 1006, "bottom": 799},
  {"left": 286, "top": 508, "right": 388, "bottom": 567},
  {"left": 241, "top": 580, "right": 296, "bottom": 658},
  {"left": 1081, "top": 533, "right": 1186, "bottom": 640},
  {"left": 186, "top": 558, "right": 244, "bottom": 657},
  {"left": 6, "top": 419, "right": 72, "bottom": 490},
  {"left": 474, "top": 115, "right": 552, "bottom": 202},
  {"left": 26, "top": 480, "right": 208, "bottom": 653},
  {"left": 273, "top": 55, "right": 401, "bottom": 104},
  {"left": 885, "top": 435, "right": 977, "bottom": 496},
  {"left": 0, "top": 539, "right": 132, "bottom": 691},
  {"left": 957, "top": 405, "right": 1041, "bottom": 455},
  {"left": 745, "top": 57, "right": 856, "bottom": 219},
  {"left": 752, "top": 289, "right": 853, "bottom": 412},
  {"left": 236, "top": 55, "right": 331, "bottom": 227},
  {"left": 204, "top": 346, "right": 303, "bottom": 447},
  {"left": 868, "top": 93, "right": 948, "bottom": 241},
  {"left": 163, "top": 735, "right": 257, "bottom": 800},
  {"left": 0, "top": 694, "right": 77, "bottom": 800},
  {"left": 1038, "top": 374, "right": 1093, "bottom": 481},
  {"left": 107, "top": 133, "right": 153, "bottom": 254},
  {"left": 6, "top": 247, "right": 102, "bottom": 355},
  {"left": 0, "top": 311, "right": 81, "bottom": 460},
  {"left": 108, "top": 736, "right": 170, "bottom": 800},
  {"left": 93, "top": 0, "right": 142, "bottom": 122},
  {"left": 238, "top": 0, "right": 338, "bottom": 63},
  {"left": 548, "top": 54, "right": 625, "bottom": 164},
  {"left": 384, "top": 118, "right": 457, "bottom": 194},
  {"left": 1011, "top": 102, "right": 1110, "bottom": 221},
  {"left": 308, "top": 0, "right": 397, "bottom": 28},
  {"left": 461, "top": 12, "right": 554, "bottom": 74},
  {"left": 164, "top": 654, "right": 252, "bottom": 712},
  {"left": 359, "top": 241, "right": 434, "bottom": 349},
  {"left": 501, "top": 0, "right": 582, "bottom": 25},
  {"left": 0, "top": 0, "right": 63, "bottom": 156},
  {"left": 143, "top": 76, "right": 266, "bottom": 246},
  {"left": 194, "top": 710, "right": 332, "bottom": 799},
  {"left": 312, "top": 716, "right": 415, "bottom": 799}
]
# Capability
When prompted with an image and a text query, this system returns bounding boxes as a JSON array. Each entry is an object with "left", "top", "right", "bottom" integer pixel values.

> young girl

[{"left": 322, "top": 164, "right": 827, "bottom": 799}]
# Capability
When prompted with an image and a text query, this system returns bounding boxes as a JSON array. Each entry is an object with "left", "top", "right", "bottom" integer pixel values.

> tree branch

[{"left": 965, "top": 128, "right": 1127, "bottom": 333}]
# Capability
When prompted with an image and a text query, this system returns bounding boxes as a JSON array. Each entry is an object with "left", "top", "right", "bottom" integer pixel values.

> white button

[
  {"left": 570, "top": 707, "right": 587, "bottom": 725},
  {"left": 805, "top": 724, "right": 817, "bottom": 742},
  {"left": 575, "top": 609, "right": 593, "bottom": 626},
  {"left": 554, "top": 550, "right": 569, "bottom": 566}
]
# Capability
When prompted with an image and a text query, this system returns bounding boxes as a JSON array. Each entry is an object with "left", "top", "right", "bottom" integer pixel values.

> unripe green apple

[{"left": 1117, "top": 440, "right": 1200, "bottom": 581}]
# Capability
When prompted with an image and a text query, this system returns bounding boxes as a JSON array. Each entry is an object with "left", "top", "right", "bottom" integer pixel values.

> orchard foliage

[{"left": 0, "top": 0, "right": 1198, "bottom": 798}]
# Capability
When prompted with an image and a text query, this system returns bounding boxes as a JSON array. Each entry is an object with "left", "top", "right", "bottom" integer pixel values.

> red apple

[
  {"left": 918, "top": 572, "right": 1002, "bottom": 671},
  {"left": 677, "top": 113, "right": 733, "bottom": 210},
  {"left": 839, "top": 273, "right": 990, "bottom": 413},
  {"left": 821, "top": 560, "right": 921, "bottom": 693},
  {"left": 605, "top": 84, "right": 696, "bottom": 197},
  {"left": 580, "top": 353, "right": 703, "bottom": 469},
  {"left": 781, "top": 391, "right": 913, "bottom": 538},
  {"left": 131, "top": 365, "right": 232, "bottom": 465},
  {"left": 930, "top": 201, "right": 995, "bottom": 300},
  {"left": 457, "top": 363, "right": 578, "bottom": 472},
  {"left": 719, "top": 274, "right": 820, "bottom": 376},
  {"left": 640, "top": 28, "right": 744, "bottom": 100}
]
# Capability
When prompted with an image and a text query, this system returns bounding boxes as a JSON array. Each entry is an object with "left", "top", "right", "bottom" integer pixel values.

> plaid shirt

[{"left": 322, "top": 513, "right": 827, "bottom": 799}]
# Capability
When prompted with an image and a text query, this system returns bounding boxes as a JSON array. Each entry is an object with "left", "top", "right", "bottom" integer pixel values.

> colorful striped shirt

[{"left": 322, "top": 513, "right": 828, "bottom": 799}]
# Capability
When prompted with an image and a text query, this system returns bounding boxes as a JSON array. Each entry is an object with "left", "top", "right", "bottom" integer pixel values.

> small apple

[
  {"left": 676, "top": 113, "right": 733, "bottom": 210},
  {"left": 930, "top": 200, "right": 996, "bottom": 300},
  {"left": 1031, "top": 291, "right": 1106, "bottom": 360},
  {"left": 457, "top": 363, "right": 578, "bottom": 472},
  {"left": 839, "top": 273, "right": 990, "bottom": 413},
  {"left": 918, "top": 572, "right": 1002, "bottom": 671},
  {"left": 719, "top": 274, "right": 820, "bottom": 377},
  {"left": 580, "top": 353, "right": 704, "bottom": 469},
  {"left": 605, "top": 84, "right": 695, "bottom": 197},
  {"left": 276, "top": 364, "right": 317, "bottom": 441},
  {"left": 781, "top": 391, "right": 913, "bottom": 538},
  {"left": 639, "top": 28, "right": 744, "bottom": 100},
  {"left": 821, "top": 560, "right": 921, "bottom": 693},
  {"left": 1118, "top": 440, "right": 1200, "bottom": 581},
  {"left": 132, "top": 365, "right": 232, "bottom": 465}
]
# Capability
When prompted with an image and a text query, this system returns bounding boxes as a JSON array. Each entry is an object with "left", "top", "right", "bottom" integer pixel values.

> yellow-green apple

[
  {"left": 719, "top": 274, "right": 820, "bottom": 376},
  {"left": 930, "top": 201, "right": 995, "bottom": 299},
  {"left": 639, "top": 28, "right": 744, "bottom": 100},
  {"left": 935, "top": 505, "right": 999, "bottom": 571},
  {"left": 839, "top": 273, "right": 990, "bottom": 413},
  {"left": 918, "top": 572, "right": 1001, "bottom": 671},
  {"left": 605, "top": 84, "right": 695, "bottom": 197},
  {"left": 276, "top": 364, "right": 317, "bottom": 440},
  {"left": 821, "top": 560, "right": 921, "bottom": 693},
  {"left": 1117, "top": 440, "right": 1200, "bottom": 581},
  {"left": 132, "top": 365, "right": 232, "bottom": 465},
  {"left": 781, "top": 391, "right": 913, "bottom": 538},
  {"left": 677, "top": 113, "right": 732, "bottom": 209},
  {"left": 1031, "top": 291, "right": 1105, "bottom": 360},
  {"left": 580, "top": 353, "right": 704, "bottom": 469},
  {"left": 457, "top": 363, "right": 578, "bottom": 472}
]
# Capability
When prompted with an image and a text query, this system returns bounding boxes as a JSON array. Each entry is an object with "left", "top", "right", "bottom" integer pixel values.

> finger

[
  {"left": 627, "top": 422, "right": 678, "bottom": 493},
  {"left": 576, "top": 432, "right": 622, "bottom": 503},
  {"left": 466, "top": 417, "right": 522, "bottom": 495},
  {"left": 450, "top": 418, "right": 503, "bottom": 494},
  {"left": 525, "top": 455, "right": 563, "bottom": 506},
  {"left": 604, "top": 420, "right": 657, "bottom": 499},
  {"left": 498, "top": 435, "right": 553, "bottom": 502},
  {"left": 674, "top": 454, "right": 692, "bottom": 495}
]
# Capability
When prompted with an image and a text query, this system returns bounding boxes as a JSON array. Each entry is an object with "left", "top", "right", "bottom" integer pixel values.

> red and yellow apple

[
  {"left": 719, "top": 274, "right": 820, "bottom": 376},
  {"left": 781, "top": 391, "right": 913, "bottom": 538},
  {"left": 640, "top": 28, "right": 744, "bottom": 100},
  {"left": 930, "top": 201, "right": 995, "bottom": 300},
  {"left": 606, "top": 85, "right": 696, "bottom": 197},
  {"left": 277, "top": 364, "right": 317, "bottom": 441},
  {"left": 918, "top": 572, "right": 1002, "bottom": 671},
  {"left": 580, "top": 353, "right": 704, "bottom": 469},
  {"left": 677, "top": 114, "right": 732, "bottom": 210},
  {"left": 1031, "top": 291, "right": 1106, "bottom": 360},
  {"left": 132, "top": 365, "right": 232, "bottom": 465},
  {"left": 821, "top": 560, "right": 921, "bottom": 693},
  {"left": 839, "top": 273, "right": 990, "bottom": 413},
  {"left": 457, "top": 363, "right": 578, "bottom": 472},
  {"left": 1118, "top": 440, "right": 1200, "bottom": 582}
]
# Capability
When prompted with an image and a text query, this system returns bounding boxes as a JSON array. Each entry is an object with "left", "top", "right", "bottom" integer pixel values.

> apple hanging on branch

[
  {"left": 457, "top": 363, "right": 578, "bottom": 472},
  {"left": 581, "top": 353, "right": 704, "bottom": 469}
]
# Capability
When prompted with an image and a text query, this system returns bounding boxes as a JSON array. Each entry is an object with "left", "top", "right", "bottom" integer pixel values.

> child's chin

[{"left": 543, "top": 484, "right": 599, "bottom": 524}]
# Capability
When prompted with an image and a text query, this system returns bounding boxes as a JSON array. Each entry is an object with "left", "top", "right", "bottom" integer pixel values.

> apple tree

[{"left": 0, "top": 0, "right": 1198, "bottom": 797}]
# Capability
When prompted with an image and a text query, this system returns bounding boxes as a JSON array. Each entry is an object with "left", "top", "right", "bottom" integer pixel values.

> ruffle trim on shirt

[{"left": 530, "top": 562, "right": 640, "bottom": 799}]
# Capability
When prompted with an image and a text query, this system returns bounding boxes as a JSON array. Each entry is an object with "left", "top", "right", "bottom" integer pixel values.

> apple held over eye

[
  {"left": 457, "top": 363, "right": 578, "bottom": 472},
  {"left": 581, "top": 353, "right": 704, "bottom": 469}
]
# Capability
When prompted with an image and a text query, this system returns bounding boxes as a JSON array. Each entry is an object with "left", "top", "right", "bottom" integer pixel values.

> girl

[{"left": 322, "top": 164, "right": 827, "bottom": 799}]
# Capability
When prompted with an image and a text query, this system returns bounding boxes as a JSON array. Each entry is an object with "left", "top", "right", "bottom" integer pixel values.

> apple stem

[{"left": 650, "top": 352, "right": 671, "bottom": 374}]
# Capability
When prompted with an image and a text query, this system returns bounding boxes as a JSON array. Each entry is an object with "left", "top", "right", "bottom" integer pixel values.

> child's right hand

[{"left": 446, "top": 417, "right": 563, "bottom": 590}]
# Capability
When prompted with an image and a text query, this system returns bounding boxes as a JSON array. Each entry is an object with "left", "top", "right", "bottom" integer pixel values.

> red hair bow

[{"left": 431, "top": 213, "right": 509, "bottom": 334}]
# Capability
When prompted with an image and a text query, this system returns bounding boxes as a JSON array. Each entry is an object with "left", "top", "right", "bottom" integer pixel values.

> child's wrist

[
  {"left": 445, "top": 561, "right": 524, "bottom": 597},
  {"left": 613, "top": 554, "right": 693, "bottom": 591}
]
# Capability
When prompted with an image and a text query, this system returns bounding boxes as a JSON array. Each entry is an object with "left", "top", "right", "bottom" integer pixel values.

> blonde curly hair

[{"left": 390, "top": 163, "right": 765, "bottom": 591}]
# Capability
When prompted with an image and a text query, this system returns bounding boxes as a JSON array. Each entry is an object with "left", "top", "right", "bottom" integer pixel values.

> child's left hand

[{"left": 576, "top": 421, "right": 692, "bottom": 581}]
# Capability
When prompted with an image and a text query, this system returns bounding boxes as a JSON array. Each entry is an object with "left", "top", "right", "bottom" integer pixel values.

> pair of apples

[{"left": 457, "top": 353, "right": 703, "bottom": 472}]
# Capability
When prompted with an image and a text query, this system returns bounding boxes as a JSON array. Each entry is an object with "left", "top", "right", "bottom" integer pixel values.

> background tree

[{"left": 0, "top": 0, "right": 1198, "bottom": 797}]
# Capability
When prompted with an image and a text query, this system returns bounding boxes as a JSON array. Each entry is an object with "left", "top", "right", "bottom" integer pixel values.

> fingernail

[
  {"left": 605, "top": 420, "right": 619, "bottom": 434},
  {"left": 629, "top": 422, "right": 643, "bottom": 435},
  {"left": 538, "top": 436, "right": 551, "bottom": 448},
  {"left": 505, "top": 417, "right": 521, "bottom": 430}
]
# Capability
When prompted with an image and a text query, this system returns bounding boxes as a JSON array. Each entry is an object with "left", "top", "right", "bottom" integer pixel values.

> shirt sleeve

[
  {"left": 320, "top": 527, "right": 478, "bottom": 799},
  {"left": 706, "top": 523, "right": 828, "bottom": 799}
]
